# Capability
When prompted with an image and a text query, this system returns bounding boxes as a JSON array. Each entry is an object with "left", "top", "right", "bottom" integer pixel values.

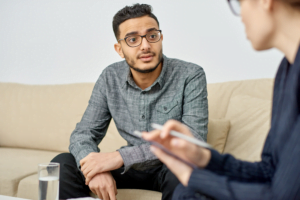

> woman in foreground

[{"left": 143, "top": 0, "right": 300, "bottom": 199}]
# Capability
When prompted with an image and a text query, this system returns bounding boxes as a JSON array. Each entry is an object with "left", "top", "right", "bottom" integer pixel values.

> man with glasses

[{"left": 51, "top": 3, "right": 208, "bottom": 200}]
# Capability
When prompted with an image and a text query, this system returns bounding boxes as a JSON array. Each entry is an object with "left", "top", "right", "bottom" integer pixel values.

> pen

[{"left": 151, "top": 123, "right": 212, "bottom": 149}]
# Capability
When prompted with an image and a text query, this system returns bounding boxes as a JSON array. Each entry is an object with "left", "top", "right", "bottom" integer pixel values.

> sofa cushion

[
  {"left": 0, "top": 83, "right": 128, "bottom": 153},
  {"left": 207, "top": 118, "right": 230, "bottom": 153},
  {"left": 223, "top": 95, "right": 271, "bottom": 161},
  {"left": 17, "top": 174, "right": 162, "bottom": 200},
  {"left": 0, "top": 148, "right": 61, "bottom": 196},
  {"left": 207, "top": 79, "right": 274, "bottom": 119},
  {"left": 91, "top": 189, "right": 162, "bottom": 200},
  {"left": 0, "top": 83, "right": 94, "bottom": 152}
]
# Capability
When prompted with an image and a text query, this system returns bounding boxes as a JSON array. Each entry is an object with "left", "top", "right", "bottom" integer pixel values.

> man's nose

[{"left": 140, "top": 37, "right": 151, "bottom": 51}]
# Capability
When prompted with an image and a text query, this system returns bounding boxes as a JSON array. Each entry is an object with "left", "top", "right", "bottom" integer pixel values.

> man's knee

[
  {"left": 163, "top": 168, "right": 180, "bottom": 191},
  {"left": 51, "top": 153, "right": 75, "bottom": 165},
  {"left": 51, "top": 153, "right": 79, "bottom": 180},
  {"left": 160, "top": 167, "right": 181, "bottom": 200},
  {"left": 51, "top": 153, "right": 89, "bottom": 197}
]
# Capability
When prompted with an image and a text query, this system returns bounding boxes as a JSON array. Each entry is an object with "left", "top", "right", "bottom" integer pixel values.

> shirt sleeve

[
  {"left": 204, "top": 148, "right": 274, "bottom": 182},
  {"left": 69, "top": 71, "right": 111, "bottom": 170},
  {"left": 118, "top": 143, "right": 162, "bottom": 174},
  {"left": 182, "top": 67, "right": 208, "bottom": 141},
  {"left": 187, "top": 116, "right": 300, "bottom": 200}
]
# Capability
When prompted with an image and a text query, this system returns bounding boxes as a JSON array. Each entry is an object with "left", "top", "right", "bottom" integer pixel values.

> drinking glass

[{"left": 38, "top": 162, "right": 60, "bottom": 200}]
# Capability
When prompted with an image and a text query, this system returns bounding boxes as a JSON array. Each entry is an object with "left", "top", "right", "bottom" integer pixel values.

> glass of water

[{"left": 38, "top": 162, "right": 60, "bottom": 200}]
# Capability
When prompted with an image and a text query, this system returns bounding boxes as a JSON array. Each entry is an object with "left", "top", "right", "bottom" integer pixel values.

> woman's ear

[
  {"left": 114, "top": 43, "right": 124, "bottom": 58},
  {"left": 260, "top": 0, "right": 274, "bottom": 12}
]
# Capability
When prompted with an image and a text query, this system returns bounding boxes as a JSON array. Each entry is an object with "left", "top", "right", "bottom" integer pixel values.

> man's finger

[
  {"left": 113, "top": 180, "right": 118, "bottom": 195},
  {"left": 85, "top": 171, "right": 94, "bottom": 185},
  {"left": 81, "top": 162, "right": 88, "bottom": 172},
  {"left": 80, "top": 156, "right": 87, "bottom": 167},
  {"left": 85, "top": 176, "right": 90, "bottom": 185},
  {"left": 82, "top": 166, "right": 93, "bottom": 179},
  {"left": 91, "top": 187, "right": 102, "bottom": 200},
  {"left": 84, "top": 167, "right": 94, "bottom": 184},
  {"left": 90, "top": 188, "right": 96, "bottom": 196},
  {"left": 108, "top": 188, "right": 117, "bottom": 200},
  {"left": 85, "top": 169, "right": 98, "bottom": 185},
  {"left": 102, "top": 190, "right": 110, "bottom": 200},
  {"left": 96, "top": 190, "right": 103, "bottom": 200}
]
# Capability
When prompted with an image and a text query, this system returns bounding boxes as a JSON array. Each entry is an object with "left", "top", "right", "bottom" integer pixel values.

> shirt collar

[{"left": 121, "top": 54, "right": 168, "bottom": 90}]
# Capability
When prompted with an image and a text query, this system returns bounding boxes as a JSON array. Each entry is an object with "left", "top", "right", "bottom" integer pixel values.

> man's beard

[{"left": 123, "top": 49, "right": 163, "bottom": 74}]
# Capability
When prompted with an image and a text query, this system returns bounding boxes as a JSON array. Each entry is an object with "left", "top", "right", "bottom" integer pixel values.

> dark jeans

[
  {"left": 172, "top": 184, "right": 214, "bottom": 200},
  {"left": 51, "top": 153, "right": 180, "bottom": 200}
]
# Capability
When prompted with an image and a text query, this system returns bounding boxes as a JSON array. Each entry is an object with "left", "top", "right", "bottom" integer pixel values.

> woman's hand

[
  {"left": 150, "top": 145, "right": 193, "bottom": 186},
  {"left": 143, "top": 120, "right": 211, "bottom": 168}
]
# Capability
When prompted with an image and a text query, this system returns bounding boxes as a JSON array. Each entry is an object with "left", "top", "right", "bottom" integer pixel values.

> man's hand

[
  {"left": 143, "top": 120, "right": 211, "bottom": 168},
  {"left": 80, "top": 151, "right": 124, "bottom": 185},
  {"left": 89, "top": 172, "right": 117, "bottom": 200}
]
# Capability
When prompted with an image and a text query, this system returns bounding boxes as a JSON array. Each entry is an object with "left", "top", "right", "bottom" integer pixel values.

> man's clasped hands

[{"left": 79, "top": 120, "right": 211, "bottom": 200}]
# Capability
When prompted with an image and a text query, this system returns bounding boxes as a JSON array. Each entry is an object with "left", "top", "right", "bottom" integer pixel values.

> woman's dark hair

[
  {"left": 112, "top": 4, "right": 159, "bottom": 40},
  {"left": 282, "top": 0, "right": 300, "bottom": 9}
]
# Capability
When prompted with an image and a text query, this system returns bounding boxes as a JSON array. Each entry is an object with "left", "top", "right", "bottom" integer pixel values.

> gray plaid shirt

[{"left": 69, "top": 55, "right": 208, "bottom": 173}]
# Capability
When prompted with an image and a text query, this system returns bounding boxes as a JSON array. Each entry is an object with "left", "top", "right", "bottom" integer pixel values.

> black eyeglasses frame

[{"left": 118, "top": 30, "right": 162, "bottom": 47}]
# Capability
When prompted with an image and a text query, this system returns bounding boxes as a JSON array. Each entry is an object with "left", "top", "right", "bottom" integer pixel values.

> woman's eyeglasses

[{"left": 228, "top": 0, "right": 241, "bottom": 16}]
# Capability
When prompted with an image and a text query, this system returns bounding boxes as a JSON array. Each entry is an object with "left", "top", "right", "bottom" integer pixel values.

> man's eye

[
  {"left": 128, "top": 37, "right": 137, "bottom": 43},
  {"left": 149, "top": 34, "right": 157, "bottom": 39}
]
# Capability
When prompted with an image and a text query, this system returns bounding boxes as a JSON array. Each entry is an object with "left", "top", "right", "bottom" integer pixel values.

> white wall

[{"left": 0, "top": 0, "right": 283, "bottom": 85}]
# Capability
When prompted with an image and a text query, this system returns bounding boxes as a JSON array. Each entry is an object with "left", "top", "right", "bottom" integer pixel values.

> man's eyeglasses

[
  {"left": 118, "top": 30, "right": 162, "bottom": 47},
  {"left": 227, "top": 0, "right": 241, "bottom": 16}
]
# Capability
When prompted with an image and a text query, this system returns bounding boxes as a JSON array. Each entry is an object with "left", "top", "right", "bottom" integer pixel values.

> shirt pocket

[{"left": 155, "top": 100, "right": 182, "bottom": 122}]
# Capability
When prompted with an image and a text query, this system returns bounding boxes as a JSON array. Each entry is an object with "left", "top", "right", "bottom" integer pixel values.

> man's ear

[
  {"left": 161, "top": 33, "right": 163, "bottom": 42},
  {"left": 114, "top": 43, "right": 124, "bottom": 58}
]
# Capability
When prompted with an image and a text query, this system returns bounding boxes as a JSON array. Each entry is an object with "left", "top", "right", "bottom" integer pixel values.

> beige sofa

[{"left": 0, "top": 79, "right": 273, "bottom": 200}]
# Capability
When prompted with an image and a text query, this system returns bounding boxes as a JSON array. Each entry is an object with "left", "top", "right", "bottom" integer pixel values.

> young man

[{"left": 51, "top": 4, "right": 208, "bottom": 200}]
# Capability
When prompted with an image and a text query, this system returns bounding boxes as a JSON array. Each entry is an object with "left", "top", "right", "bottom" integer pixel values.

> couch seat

[{"left": 0, "top": 148, "right": 61, "bottom": 196}]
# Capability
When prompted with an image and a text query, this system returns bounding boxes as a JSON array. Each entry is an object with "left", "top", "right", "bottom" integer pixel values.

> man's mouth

[{"left": 139, "top": 54, "right": 154, "bottom": 62}]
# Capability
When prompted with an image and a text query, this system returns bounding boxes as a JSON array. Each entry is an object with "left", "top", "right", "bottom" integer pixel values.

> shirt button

[
  {"left": 164, "top": 106, "right": 167, "bottom": 111},
  {"left": 142, "top": 115, "right": 145, "bottom": 119},
  {"left": 142, "top": 91, "right": 146, "bottom": 94}
]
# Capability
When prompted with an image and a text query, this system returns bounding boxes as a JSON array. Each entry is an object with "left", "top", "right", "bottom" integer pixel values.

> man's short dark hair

[{"left": 113, "top": 4, "right": 160, "bottom": 40}]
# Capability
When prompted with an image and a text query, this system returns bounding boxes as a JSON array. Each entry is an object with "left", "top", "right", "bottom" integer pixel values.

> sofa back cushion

[
  {"left": 207, "top": 79, "right": 274, "bottom": 161},
  {"left": 0, "top": 83, "right": 94, "bottom": 152},
  {"left": 207, "top": 118, "right": 230, "bottom": 153},
  {"left": 223, "top": 95, "right": 272, "bottom": 161},
  {"left": 0, "top": 79, "right": 274, "bottom": 160},
  {"left": 207, "top": 79, "right": 274, "bottom": 119}
]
